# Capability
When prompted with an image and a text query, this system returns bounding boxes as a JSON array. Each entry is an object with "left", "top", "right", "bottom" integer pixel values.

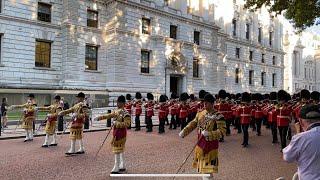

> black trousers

[
  {"left": 242, "top": 124, "right": 249, "bottom": 145},
  {"left": 146, "top": 116, "right": 153, "bottom": 132},
  {"left": 165, "top": 117, "right": 169, "bottom": 125},
  {"left": 180, "top": 118, "right": 186, "bottom": 130},
  {"left": 278, "top": 126, "right": 289, "bottom": 149},
  {"left": 235, "top": 117, "right": 242, "bottom": 133},
  {"left": 176, "top": 117, "right": 181, "bottom": 127},
  {"left": 159, "top": 119, "right": 165, "bottom": 133},
  {"left": 271, "top": 122, "right": 278, "bottom": 143},
  {"left": 250, "top": 118, "right": 256, "bottom": 131},
  {"left": 226, "top": 120, "right": 231, "bottom": 135},
  {"left": 169, "top": 115, "right": 177, "bottom": 129},
  {"left": 255, "top": 118, "right": 262, "bottom": 135},
  {"left": 135, "top": 116, "right": 141, "bottom": 131}
]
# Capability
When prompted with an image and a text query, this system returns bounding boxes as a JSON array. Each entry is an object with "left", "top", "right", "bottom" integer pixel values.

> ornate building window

[
  {"left": 249, "top": 50, "right": 253, "bottom": 61},
  {"left": 258, "top": 27, "right": 262, "bottom": 43},
  {"left": 235, "top": 68, "right": 240, "bottom": 84},
  {"left": 261, "top": 53, "right": 265, "bottom": 63},
  {"left": 236, "top": 48, "right": 240, "bottom": 59},
  {"left": 269, "top": 31, "right": 273, "bottom": 46},
  {"left": 142, "top": 18, "right": 151, "bottom": 34},
  {"left": 249, "top": 70, "right": 254, "bottom": 85},
  {"left": 85, "top": 45, "right": 98, "bottom": 70},
  {"left": 261, "top": 72, "right": 266, "bottom": 86},
  {"left": 246, "top": 23, "right": 250, "bottom": 40},
  {"left": 35, "top": 40, "right": 51, "bottom": 68},
  {"left": 87, "top": 10, "right": 98, "bottom": 28},
  {"left": 170, "top": 25, "right": 177, "bottom": 39},
  {"left": 194, "top": 31, "right": 200, "bottom": 45},
  {"left": 272, "top": 73, "right": 276, "bottom": 87},
  {"left": 141, "top": 50, "right": 150, "bottom": 73},
  {"left": 193, "top": 58, "right": 199, "bottom": 78},
  {"left": 272, "top": 56, "right": 276, "bottom": 65},
  {"left": 38, "top": 2, "right": 51, "bottom": 23},
  {"left": 232, "top": 19, "right": 237, "bottom": 36}
]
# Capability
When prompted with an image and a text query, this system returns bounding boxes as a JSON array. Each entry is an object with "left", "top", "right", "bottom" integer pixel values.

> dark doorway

[{"left": 170, "top": 76, "right": 180, "bottom": 96}]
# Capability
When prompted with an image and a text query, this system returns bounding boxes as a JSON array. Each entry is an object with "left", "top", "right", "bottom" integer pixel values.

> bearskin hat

[
  {"left": 218, "top": 89, "right": 227, "bottom": 99},
  {"left": 251, "top": 93, "right": 258, "bottom": 101},
  {"left": 54, "top": 95, "right": 61, "bottom": 100},
  {"left": 147, "top": 93, "right": 154, "bottom": 100},
  {"left": 180, "top": 92, "right": 189, "bottom": 102},
  {"left": 189, "top": 94, "right": 195, "bottom": 100},
  {"left": 171, "top": 93, "right": 177, "bottom": 99},
  {"left": 277, "top": 90, "right": 288, "bottom": 101},
  {"left": 270, "top": 92, "right": 277, "bottom": 101},
  {"left": 311, "top": 91, "right": 320, "bottom": 101},
  {"left": 256, "top": 93, "right": 263, "bottom": 101},
  {"left": 159, "top": 95, "right": 167, "bottom": 103},
  {"left": 286, "top": 93, "right": 292, "bottom": 101},
  {"left": 236, "top": 93, "right": 242, "bottom": 100},
  {"left": 135, "top": 92, "right": 142, "bottom": 99},
  {"left": 199, "top": 90, "right": 207, "bottom": 100},
  {"left": 241, "top": 92, "right": 251, "bottom": 103},
  {"left": 204, "top": 93, "right": 215, "bottom": 103},
  {"left": 126, "top": 94, "right": 132, "bottom": 101},
  {"left": 117, "top": 95, "right": 126, "bottom": 103},
  {"left": 263, "top": 93, "right": 270, "bottom": 100},
  {"left": 300, "top": 89, "right": 310, "bottom": 100}
]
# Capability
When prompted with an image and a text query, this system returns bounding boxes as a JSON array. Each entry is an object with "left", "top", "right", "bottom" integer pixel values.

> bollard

[
  {"left": 107, "top": 110, "right": 111, "bottom": 127},
  {"left": 58, "top": 116, "right": 64, "bottom": 131},
  {"left": 84, "top": 118, "right": 89, "bottom": 129}
]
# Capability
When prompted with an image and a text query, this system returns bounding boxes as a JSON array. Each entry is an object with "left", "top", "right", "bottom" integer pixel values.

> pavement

[{"left": 0, "top": 124, "right": 296, "bottom": 180}]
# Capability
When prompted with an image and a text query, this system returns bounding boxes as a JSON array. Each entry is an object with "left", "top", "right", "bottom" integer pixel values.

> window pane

[
  {"left": 87, "top": 10, "right": 98, "bottom": 28},
  {"left": 193, "top": 58, "right": 199, "bottom": 77},
  {"left": 35, "top": 40, "right": 51, "bottom": 68},
  {"left": 142, "top": 18, "right": 151, "bottom": 34},
  {"left": 85, "top": 45, "right": 98, "bottom": 70},
  {"left": 235, "top": 68, "right": 239, "bottom": 83},
  {"left": 170, "top": 25, "right": 177, "bottom": 39},
  {"left": 141, "top": 50, "right": 150, "bottom": 73},
  {"left": 194, "top": 31, "right": 200, "bottom": 45},
  {"left": 38, "top": 3, "right": 51, "bottom": 22}
]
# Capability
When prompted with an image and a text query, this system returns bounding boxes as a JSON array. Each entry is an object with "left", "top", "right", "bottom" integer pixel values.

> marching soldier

[
  {"left": 276, "top": 90, "right": 292, "bottom": 152},
  {"left": 58, "top": 92, "right": 89, "bottom": 155},
  {"left": 169, "top": 93, "right": 178, "bottom": 129},
  {"left": 179, "top": 93, "right": 226, "bottom": 180},
  {"left": 145, "top": 93, "right": 155, "bottom": 132},
  {"left": 178, "top": 92, "right": 190, "bottom": 130},
  {"left": 239, "top": 92, "right": 252, "bottom": 147},
  {"left": 95, "top": 95, "right": 131, "bottom": 174},
  {"left": 125, "top": 94, "right": 133, "bottom": 129},
  {"left": 9, "top": 94, "right": 37, "bottom": 142},
  {"left": 253, "top": 93, "right": 264, "bottom": 136},
  {"left": 133, "top": 92, "right": 142, "bottom": 131},
  {"left": 268, "top": 92, "right": 279, "bottom": 144},
  {"left": 216, "top": 90, "right": 232, "bottom": 138},
  {"left": 37, "top": 95, "right": 63, "bottom": 147},
  {"left": 155, "top": 95, "right": 168, "bottom": 134},
  {"left": 310, "top": 91, "right": 320, "bottom": 104}
]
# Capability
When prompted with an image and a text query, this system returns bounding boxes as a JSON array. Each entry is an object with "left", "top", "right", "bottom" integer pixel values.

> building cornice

[
  {"left": 0, "top": 14, "right": 61, "bottom": 30},
  {"left": 114, "top": 0, "right": 220, "bottom": 31},
  {"left": 226, "top": 57, "right": 285, "bottom": 69},
  {"left": 226, "top": 36, "right": 285, "bottom": 55}
]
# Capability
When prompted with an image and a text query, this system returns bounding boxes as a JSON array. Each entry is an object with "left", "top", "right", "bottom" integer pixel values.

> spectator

[
  {"left": 282, "top": 104, "right": 320, "bottom": 180},
  {"left": 1, "top": 98, "right": 8, "bottom": 128}
]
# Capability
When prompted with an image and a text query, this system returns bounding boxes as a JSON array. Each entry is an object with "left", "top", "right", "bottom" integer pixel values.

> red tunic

[
  {"left": 217, "top": 102, "right": 232, "bottom": 120},
  {"left": 124, "top": 102, "right": 132, "bottom": 115},
  {"left": 158, "top": 103, "right": 168, "bottom": 120},
  {"left": 179, "top": 104, "right": 189, "bottom": 119},
  {"left": 145, "top": 101, "right": 154, "bottom": 117},
  {"left": 254, "top": 104, "right": 264, "bottom": 119},
  {"left": 240, "top": 105, "right": 252, "bottom": 124},
  {"left": 133, "top": 101, "right": 142, "bottom": 116},
  {"left": 277, "top": 104, "right": 291, "bottom": 127}
]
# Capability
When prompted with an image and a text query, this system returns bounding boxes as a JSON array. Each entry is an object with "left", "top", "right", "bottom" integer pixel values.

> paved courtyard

[{"left": 0, "top": 125, "right": 296, "bottom": 180}]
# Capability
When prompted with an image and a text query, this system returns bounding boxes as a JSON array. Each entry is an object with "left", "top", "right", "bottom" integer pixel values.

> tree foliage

[{"left": 244, "top": 0, "right": 320, "bottom": 30}]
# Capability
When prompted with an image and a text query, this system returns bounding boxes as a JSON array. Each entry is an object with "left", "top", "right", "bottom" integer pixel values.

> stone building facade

[{"left": 0, "top": 0, "right": 285, "bottom": 105}]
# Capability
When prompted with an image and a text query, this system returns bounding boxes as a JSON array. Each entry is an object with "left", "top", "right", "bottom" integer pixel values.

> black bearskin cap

[
  {"left": 300, "top": 89, "right": 310, "bottom": 100},
  {"left": 180, "top": 92, "right": 189, "bottom": 102},
  {"left": 135, "top": 92, "right": 142, "bottom": 99},
  {"left": 204, "top": 93, "right": 215, "bottom": 103},
  {"left": 241, "top": 92, "right": 251, "bottom": 103},
  {"left": 126, "top": 94, "right": 132, "bottom": 101},
  {"left": 117, "top": 95, "right": 126, "bottom": 103}
]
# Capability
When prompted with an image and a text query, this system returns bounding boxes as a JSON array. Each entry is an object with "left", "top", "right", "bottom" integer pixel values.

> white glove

[
  {"left": 202, "top": 130, "right": 209, "bottom": 137},
  {"left": 72, "top": 113, "right": 78, "bottom": 119},
  {"left": 179, "top": 131, "right": 185, "bottom": 138}
]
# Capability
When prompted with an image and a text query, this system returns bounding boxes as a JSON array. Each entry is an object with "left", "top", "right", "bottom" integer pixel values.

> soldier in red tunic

[
  {"left": 133, "top": 92, "right": 142, "bottom": 131},
  {"left": 178, "top": 92, "right": 190, "bottom": 130},
  {"left": 169, "top": 93, "right": 178, "bottom": 129},
  {"left": 310, "top": 91, "right": 320, "bottom": 104},
  {"left": 276, "top": 90, "right": 292, "bottom": 151},
  {"left": 268, "top": 92, "right": 279, "bottom": 144},
  {"left": 145, "top": 93, "right": 154, "bottom": 132},
  {"left": 155, "top": 95, "right": 168, "bottom": 134},
  {"left": 253, "top": 93, "right": 264, "bottom": 136},
  {"left": 188, "top": 94, "right": 198, "bottom": 123},
  {"left": 239, "top": 92, "right": 252, "bottom": 147},
  {"left": 125, "top": 94, "right": 133, "bottom": 129}
]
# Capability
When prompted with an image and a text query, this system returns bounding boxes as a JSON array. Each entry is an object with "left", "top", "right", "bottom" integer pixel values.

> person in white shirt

[{"left": 282, "top": 104, "right": 320, "bottom": 180}]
